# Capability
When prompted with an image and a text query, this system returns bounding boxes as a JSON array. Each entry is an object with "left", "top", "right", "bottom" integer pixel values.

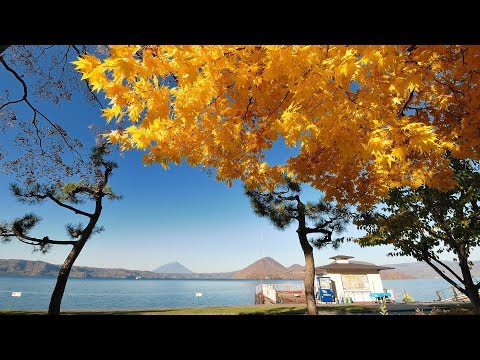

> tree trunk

[
  {"left": 298, "top": 234, "right": 318, "bottom": 315},
  {"left": 48, "top": 241, "right": 86, "bottom": 315},
  {"left": 458, "top": 250, "right": 480, "bottom": 310}
]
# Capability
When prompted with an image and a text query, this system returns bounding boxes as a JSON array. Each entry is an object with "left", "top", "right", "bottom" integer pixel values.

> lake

[{"left": 0, "top": 276, "right": 455, "bottom": 310}]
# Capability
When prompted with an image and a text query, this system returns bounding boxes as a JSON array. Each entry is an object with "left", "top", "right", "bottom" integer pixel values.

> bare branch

[
  {"left": 60, "top": 45, "right": 72, "bottom": 74},
  {"left": 71, "top": 45, "right": 105, "bottom": 109},
  {"left": 0, "top": 55, "right": 84, "bottom": 160},
  {"left": 31, "top": 111, "right": 46, "bottom": 155},
  {"left": 0, "top": 56, "right": 28, "bottom": 110},
  {"left": 34, "top": 45, "right": 56, "bottom": 61}
]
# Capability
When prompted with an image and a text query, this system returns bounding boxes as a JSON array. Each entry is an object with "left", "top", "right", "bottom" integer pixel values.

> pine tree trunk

[
  {"left": 48, "top": 242, "right": 86, "bottom": 315},
  {"left": 298, "top": 234, "right": 318, "bottom": 315}
]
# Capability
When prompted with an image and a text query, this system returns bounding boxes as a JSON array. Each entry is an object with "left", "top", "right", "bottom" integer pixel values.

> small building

[{"left": 315, "top": 255, "right": 394, "bottom": 303}]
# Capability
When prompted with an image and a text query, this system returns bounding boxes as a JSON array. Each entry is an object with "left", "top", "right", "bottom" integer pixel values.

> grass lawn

[
  {"left": 0, "top": 304, "right": 374, "bottom": 315},
  {"left": 0, "top": 302, "right": 475, "bottom": 315}
]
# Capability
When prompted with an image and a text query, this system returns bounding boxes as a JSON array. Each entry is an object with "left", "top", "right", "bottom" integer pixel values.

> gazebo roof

[
  {"left": 329, "top": 255, "right": 354, "bottom": 260},
  {"left": 316, "top": 260, "right": 394, "bottom": 273}
]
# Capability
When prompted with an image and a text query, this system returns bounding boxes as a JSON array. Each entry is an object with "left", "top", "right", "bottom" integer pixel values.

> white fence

[
  {"left": 255, "top": 283, "right": 305, "bottom": 294},
  {"left": 255, "top": 283, "right": 305, "bottom": 303}
]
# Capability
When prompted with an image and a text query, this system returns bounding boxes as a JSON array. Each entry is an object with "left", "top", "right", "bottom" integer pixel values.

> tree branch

[
  {"left": 422, "top": 225, "right": 448, "bottom": 243},
  {"left": 0, "top": 55, "right": 84, "bottom": 160},
  {"left": 71, "top": 45, "right": 105, "bottom": 109},
  {"left": 338, "top": 85, "right": 357, "bottom": 105},
  {"left": 17, "top": 188, "right": 93, "bottom": 217},
  {"left": 314, "top": 218, "right": 335, "bottom": 229},
  {"left": 424, "top": 257, "right": 465, "bottom": 294},
  {"left": 243, "top": 97, "right": 253, "bottom": 119},
  {"left": 34, "top": 45, "right": 56, "bottom": 61},
  {"left": 406, "top": 45, "right": 418, "bottom": 52},
  {"left": 305, "top": 227, "right": 333, "bottom": 236},
  {"left": 265, "top": 91, "right": 290, "bottom": 120},
  {"left": 201, "top": 83, "right": 235, "bottom": 111},
  {"left": 47, "top": 194, "right": 93, "bottom": 218},
  {"left": 71, "top": 186, "right": 95, "bottom": 196},
  {"left": 11, "top": 226, "right": 77, "bottom": 245},
  {"left": 277, "top": 194, "right": 298, "bottom": 201},
  {"left": 444, "top": 109, "right": 462, "bottom": 121},
  {"left": 434, "top": 77, "right": 465, "bottom": 97},
  {"left": 431, "top": 257, "right": 465, "bottom": 285},
  {"left": 0, "top": 56, "right": 28, "bottom": 111},
  {"left": 423, "top": 195, "right": 458, "bottom": 247},
  {"left": 398, "top": 90, "right": 415, "bottom": 118}
]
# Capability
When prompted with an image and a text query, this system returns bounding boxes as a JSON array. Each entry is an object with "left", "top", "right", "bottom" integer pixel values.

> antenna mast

[{"left": 260, "top": 231, "right": 263, "bottom": 287}]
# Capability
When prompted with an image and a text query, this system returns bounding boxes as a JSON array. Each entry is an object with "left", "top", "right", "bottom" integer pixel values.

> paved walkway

[{"left": 316, "top": 301, "right": 471, "bottom": 314}]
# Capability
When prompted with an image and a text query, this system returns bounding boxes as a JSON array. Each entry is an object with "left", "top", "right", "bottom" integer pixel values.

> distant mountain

[
  {"left": 287, "top": 264, "right": 305, "bottom": 272},
  {"left": 0, "top": 259, "right": 165, "bottom": 279},
  {"left": 383, "top": 260, "right": 480, "bottom": 279},
  {"left": 153, "top": 262, "right": 192, "bottom": 274},
  {"left": 379, "top": 269, "right": 417, "bottom": 280},
  {"left": 2, "top": 257, "right": 478, "bottom": 280},
  {"left": 0, "top": 259, "right": 60, "bottom": 277},
  {"left": 0, "top": 259, "right": 236, "bottom": 279},
  {"left": 233, "top": 257, "right": 302, "bottom": 279}
]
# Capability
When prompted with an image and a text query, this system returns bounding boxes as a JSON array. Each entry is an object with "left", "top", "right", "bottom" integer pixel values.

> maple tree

[
  {"left": 355, "top": 156, "right": 480, "bottom": 309},
  {"left": 246, "top": 177, "right": 351, "bottom": 315},
  {"left": 75, "top": 45, "right": 480, "bottom": 208}
]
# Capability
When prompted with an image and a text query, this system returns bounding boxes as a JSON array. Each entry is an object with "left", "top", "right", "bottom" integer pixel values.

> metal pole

[
  {"left": 260, "top": 231, "right": 263, "bottom": 287},
  {"left": 10, "top": 297, "right": 17, "bottom": 310},
  {"left": 452, "top": 286, "right": 458, "bottom": 301}
]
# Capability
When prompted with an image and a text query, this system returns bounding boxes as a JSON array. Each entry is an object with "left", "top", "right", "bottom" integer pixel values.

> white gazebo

[{"left": 315, "top": 255, "right": 394, "bottom": 303}]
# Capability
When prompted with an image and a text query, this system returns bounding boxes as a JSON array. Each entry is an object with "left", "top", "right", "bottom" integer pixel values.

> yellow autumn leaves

[{"left": 73, "top": 45, "right": 480, "bottom": 208}]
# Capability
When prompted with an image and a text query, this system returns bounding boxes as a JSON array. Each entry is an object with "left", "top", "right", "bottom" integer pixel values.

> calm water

[{"left": 0, "top": 276, "right": 454, "bottom": 310}]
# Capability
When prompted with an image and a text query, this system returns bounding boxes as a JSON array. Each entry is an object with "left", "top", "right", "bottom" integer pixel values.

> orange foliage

[{"left": 74, "top": 45, "right": 480, "bottom": 208}]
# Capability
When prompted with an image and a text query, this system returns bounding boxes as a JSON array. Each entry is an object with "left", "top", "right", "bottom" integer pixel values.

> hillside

[
  {"left": 1, "top": 257, "right": 477, "bottom": 280},
  {"left": 0, "top": 259, "right": 234, "bottom": 279},
  {"left": 153, "top": 262, "right": 192, "bottom": 274},
  {"left": 379, "top": 269, "right": 417, "bottom": 280},
  {"left": 287, "top": 264, "right": 305, "bottom": 272},
  {"left": 233, "top": 257, "right": 304, "bottom": 279},
  {"left": 384, "top": 260, "right": 480, "bottom": 279}
]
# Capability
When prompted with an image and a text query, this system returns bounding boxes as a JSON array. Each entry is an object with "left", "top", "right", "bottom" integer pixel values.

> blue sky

[{"left": 1, "top": 46, "right": 476, "bottom": 273}]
